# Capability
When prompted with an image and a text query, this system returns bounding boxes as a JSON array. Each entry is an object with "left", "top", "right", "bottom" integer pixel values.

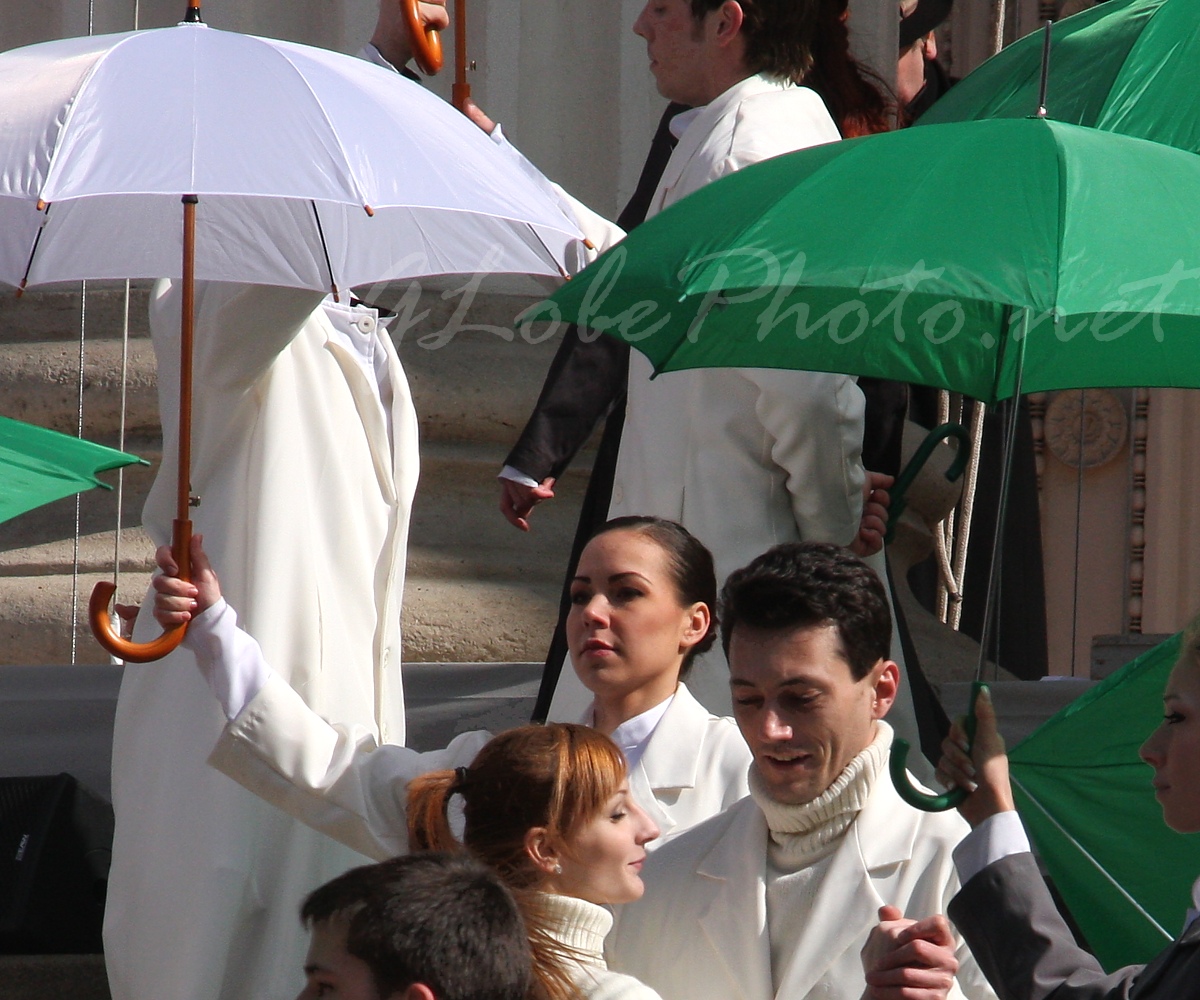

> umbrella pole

[
  {"left": 88, "top": 196, "right": 196, "bottom": 662},
  {"left": 974, "top": 307, "right": 1027, "bottom": 681}
]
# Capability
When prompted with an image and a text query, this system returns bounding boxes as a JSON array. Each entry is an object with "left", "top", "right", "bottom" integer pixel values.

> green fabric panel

[
  {"left": 0, "top": 415, "right": 147, "bottom": 525},
  {"left": 547, "top": 118, "right": 1200, "bottom": 404},
  {"left": 1010, "top": 634, "right": 1200, "bottom": 971}
]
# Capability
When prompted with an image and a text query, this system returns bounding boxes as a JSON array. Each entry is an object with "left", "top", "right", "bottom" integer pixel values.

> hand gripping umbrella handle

[
  {"left": 884, "top": 422, "right": 970, "bottom": 544},
  {"left": 403, "top": 0, "right": 445, "bottom": 76},
  {"left": 889, "top": 681, "right": 987, "bottom": 812},
  {"left": 89, "top": 519, "right": 191, "bottom": 663}
]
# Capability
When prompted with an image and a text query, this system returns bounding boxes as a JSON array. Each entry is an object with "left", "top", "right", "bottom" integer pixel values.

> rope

[
  {"left": 993, "top": 0, "right": 1008, "bottom": 54},
  {"left": 71, "top": 281, "right": 87, "bottom": 664},
  {"left": 934, "top": 391, "right": 964, "bottom": 622},
  {"left": 949, "top": 400, "right": 986, "bottom": 631}
]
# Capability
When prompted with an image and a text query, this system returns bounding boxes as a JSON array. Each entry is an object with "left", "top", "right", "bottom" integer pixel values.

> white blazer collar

[
  {"left": 638, "top": 682, "right": 712, "bottom": 790},
  {"left": 694, "top": 799, "right": 774, "bottom": 1000},
  {"left": 650, "top": 73, "right": 796, "bottom": 219},
  {"left": 690, "top": 768, "right": 925, "bottom": 1000},
  {"left": 774, "top": 767, "right": 926, "bottom": 998}
]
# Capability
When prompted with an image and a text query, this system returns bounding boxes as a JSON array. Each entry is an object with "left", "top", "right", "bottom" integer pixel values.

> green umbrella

[
  {"left": 919, "top": 0, "right": 1200, "bottom": 154},
  {"left": 543, "top": 116, "right": 1200, "bottom": 404},
  {"left": 1009, "top": 634, "right": 1197, "bottom": 971},
  {"left": 0, "top": 414, "right": 148, "bottom": 525}
]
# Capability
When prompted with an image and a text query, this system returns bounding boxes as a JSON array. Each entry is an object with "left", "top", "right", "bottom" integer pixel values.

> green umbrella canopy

[
  {"left": 919, "top": 0, "right": 1200, "bottom": 154},
  {"left": 1009, "top": 634, "right": 1199, "bottom": 971},
  {"left": 541, "top": 116, "right": 1200, "bottom": 404},
  {"left": 0, "top": 415, "right": 148, "bottom": 525}
]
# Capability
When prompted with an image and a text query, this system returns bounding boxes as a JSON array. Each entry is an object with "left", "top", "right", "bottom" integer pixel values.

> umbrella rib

[
  {"left": 309, "top": 201, "right": 340, "bottom": 300},
  {"left": 265, "top": 43, "right": 370, "bottom": 208},
  {"left": 1011, "top": 773, "right": 1174, "bottom": 943}
]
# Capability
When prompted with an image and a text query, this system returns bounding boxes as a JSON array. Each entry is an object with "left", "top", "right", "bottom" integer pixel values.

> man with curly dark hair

[{"left": 608, "top": 542, "right": 997, "bottom": 1000}]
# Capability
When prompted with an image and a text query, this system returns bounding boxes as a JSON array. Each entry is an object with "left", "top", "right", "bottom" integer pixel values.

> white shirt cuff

[
  {"left": 183, "top": 598, "right": 273, "bottom": 721},
  {"left": 498, "top": 464, "right": 540, "bottom": 487},
  {"left": 952, "top": 810, "right": 1031, "bottom": 886}
]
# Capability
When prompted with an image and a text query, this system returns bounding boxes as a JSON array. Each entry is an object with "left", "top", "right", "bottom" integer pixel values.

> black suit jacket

[{"left": 949, "top": 852, "right": 1200, "bottom": 1000}]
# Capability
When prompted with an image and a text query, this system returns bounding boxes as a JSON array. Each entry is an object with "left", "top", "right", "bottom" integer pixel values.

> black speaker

[{"left": 0, "top": 773, "right": 113, "bottom": 954}]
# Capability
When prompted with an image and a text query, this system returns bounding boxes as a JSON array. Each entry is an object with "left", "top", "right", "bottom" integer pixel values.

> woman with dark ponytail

[{"left": 560, "top": 517, "right": 751, "bottom": 843}]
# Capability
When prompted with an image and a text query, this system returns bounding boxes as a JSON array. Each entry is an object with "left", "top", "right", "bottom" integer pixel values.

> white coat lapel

[
  {"left": 649, "top": 75, "right": 787, "bottom": 218},
  {"left": 695, "top": 799, "right": 774, "bottom": 1000},
  {"left": 321, "top": 333, "right": 397, "bottom": 503},
  {"left": 636, "top": 684, "right": 709, "bottom": 839},
  {"left": 773, "top": 775, "right": 921, "bottom": 999}
]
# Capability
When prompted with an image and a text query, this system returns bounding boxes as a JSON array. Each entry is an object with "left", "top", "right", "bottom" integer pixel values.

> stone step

[
  {"left": 1, "top": 286, "right": 578, "bottom": 447},
  {"left": 0, "top": 955, "right": 110, "bottom": 1000},
  {"left": 0, "top": 442, "right": 587, "bottom": 666},
  {"left": 0, "top": 282, "right": 593, "bottom": 668}
]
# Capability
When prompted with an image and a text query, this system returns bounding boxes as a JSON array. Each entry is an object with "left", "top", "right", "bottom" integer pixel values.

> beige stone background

[{"left": 4, "top": 0, "right": 1197, "bottom": 677}]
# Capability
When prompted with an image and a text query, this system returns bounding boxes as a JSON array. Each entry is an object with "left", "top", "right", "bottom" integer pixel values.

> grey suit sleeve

[{"left": 949, "top": 853, "right": 1141, "bottom": 1000}]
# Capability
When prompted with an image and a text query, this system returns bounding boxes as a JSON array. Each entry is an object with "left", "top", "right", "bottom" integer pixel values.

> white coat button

[{"left": 355, "top": 314, "right": 377, "bottom": 335}]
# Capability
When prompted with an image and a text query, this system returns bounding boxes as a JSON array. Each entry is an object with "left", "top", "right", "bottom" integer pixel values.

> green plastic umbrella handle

[
  {"left": 883, "top": 423, "right": 970, "bottom": 544},
  {"left": 890, "top": 681, "right": 988, "bottom": 811}
]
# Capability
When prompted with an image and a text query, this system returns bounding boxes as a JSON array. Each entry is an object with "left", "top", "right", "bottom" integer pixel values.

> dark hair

[
  {"left": 300, "top": 852, "right": 532, "bottom": 1000},
  {"left": 689, "top": 0, "right": 819, "bottom": 81},
  {"left": 407, "top": 724, "right": 626, "bottom": 1000},
  {"left": 588, "top": 516, "right": 718, "bottom": 677},
  {"left": 719, "top": 541, "right": 890, "bottom": 679},
  {"left": 802, "top": 0, "right": 893, "bottom": 137}
]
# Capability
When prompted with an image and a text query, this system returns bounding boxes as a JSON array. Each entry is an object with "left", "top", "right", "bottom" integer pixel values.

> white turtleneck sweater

[
  {"left": 540, "top": 893, "right": 665, "bottom": 1000},
  {"left": 750, "top": 722, "right": 894, "bottom": 994}
]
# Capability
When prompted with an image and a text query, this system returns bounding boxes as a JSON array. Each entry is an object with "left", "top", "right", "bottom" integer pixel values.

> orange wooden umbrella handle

[
  {"left": 90, "top": 519, "right": 191, "bottom": 662},
  {"left": 452, "top": 0, "right": 470, "bottom": 111},
  {"left": 403, "top": 0, "right": 444, "bottom": 76}
]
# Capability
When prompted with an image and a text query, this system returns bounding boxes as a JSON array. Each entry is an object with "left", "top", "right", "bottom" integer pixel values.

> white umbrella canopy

[
  {"left": 0, "top": 19, "right": 585, "bottom": 291},
  {"left": 0, "top": 10, "right": 587, "bottom": 660}
]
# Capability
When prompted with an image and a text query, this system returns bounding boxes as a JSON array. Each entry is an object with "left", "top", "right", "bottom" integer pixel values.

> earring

[{"left": 554, "top": 863, "right": 562, "bottom": 875}]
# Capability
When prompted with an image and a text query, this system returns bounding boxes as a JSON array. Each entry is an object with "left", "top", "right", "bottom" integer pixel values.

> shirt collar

[
  {"left": 668, "top": 106, "right": 705, "bottom": 141},
  {"left": 588, "top": 693, "right": 675, "bottom": 772}
]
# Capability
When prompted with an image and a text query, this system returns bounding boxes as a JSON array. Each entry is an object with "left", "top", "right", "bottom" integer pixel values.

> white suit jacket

[
  {"left": 106, "top": 283, "right": 420, "bottom": 1000},
  {"left": 607, "top": 773, "right": 998, "bottom": 1000},
  {"left": 605, "top": 75, "right": 866, "bottom": 717},
  {"left": 632, "top": 683, "right": 750, "bottom": 846}
]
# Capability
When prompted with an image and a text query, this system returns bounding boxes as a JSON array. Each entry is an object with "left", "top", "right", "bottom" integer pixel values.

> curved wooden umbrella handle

[
  {"left": 889, "top": 681, "right": 987, "bottom": 812},
  {"left": 89, "top": 518, "right": 191, "bottom": 663},
  {"left": 403, "top": 0, "right": 444, "bottom": 76}
]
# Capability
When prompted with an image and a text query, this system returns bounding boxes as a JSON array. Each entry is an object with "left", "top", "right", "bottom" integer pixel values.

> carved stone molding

[
  {"left": 1044, "top": 389, "right": 1128, "bottom": 470},
  {"left": 1127, "top": 389, "right": 1149, "bottom": 634}
]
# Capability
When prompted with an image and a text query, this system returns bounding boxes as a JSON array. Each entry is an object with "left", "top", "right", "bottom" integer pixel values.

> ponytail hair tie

[{"left": 453, "top": 766, "right": 470, "bottom": 793}]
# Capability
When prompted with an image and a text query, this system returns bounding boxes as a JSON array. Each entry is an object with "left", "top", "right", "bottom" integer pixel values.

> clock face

[{"left": 1044, "top": 389, "right": 1128, "bottom": 470}]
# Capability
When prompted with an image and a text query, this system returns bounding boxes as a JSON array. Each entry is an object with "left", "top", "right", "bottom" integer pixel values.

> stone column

[{"left": 1142, "top": 388, "right": 1200, "bottom": 634}]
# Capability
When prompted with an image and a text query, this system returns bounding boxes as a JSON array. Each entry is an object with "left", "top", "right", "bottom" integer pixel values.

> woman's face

[
  {"left": 567, "top": 530, "right": 707, "bottom": 704},
  {"left": 1140, "top": 656, "right": 1200, "bottom": 833},
  {"left": 554, "top": 783, "right": 660, "bottom": 905}
]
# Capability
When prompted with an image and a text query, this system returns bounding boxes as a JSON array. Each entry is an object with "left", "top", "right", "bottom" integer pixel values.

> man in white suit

[
  {"left": 607, "top": 543, "right": 997, "bottom": 1000},
  {"left": 532, "top": 0, "right": 882, "bottom": 725},
  {"left": 103, "top": 6, "right": 447, "bottom": 1000}
]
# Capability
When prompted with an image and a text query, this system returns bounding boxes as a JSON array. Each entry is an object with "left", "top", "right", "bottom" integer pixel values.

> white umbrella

[
  {"left": 0, "top": 7, "right": 586, "bottom": 660},
  {"left": 0, "top": 17, "right": 583, "bottom": 290}
]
